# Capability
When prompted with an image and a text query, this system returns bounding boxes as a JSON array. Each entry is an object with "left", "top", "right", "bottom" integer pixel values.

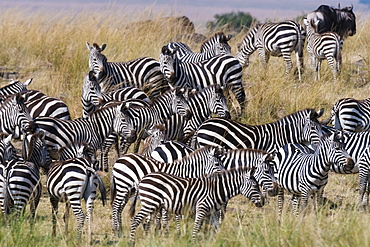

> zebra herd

[{"left": 0, "top": 3, "right": 366, "bottom": 244}]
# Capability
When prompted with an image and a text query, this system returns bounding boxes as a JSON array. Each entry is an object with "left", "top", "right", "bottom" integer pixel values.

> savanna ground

[{"left": 0, "top": 6, "right": 370, "bottom": 247}]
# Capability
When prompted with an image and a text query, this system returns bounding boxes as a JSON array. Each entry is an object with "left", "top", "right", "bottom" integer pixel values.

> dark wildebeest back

[{"left": 306, "top": 4, "right": 356, "bottom": 39}]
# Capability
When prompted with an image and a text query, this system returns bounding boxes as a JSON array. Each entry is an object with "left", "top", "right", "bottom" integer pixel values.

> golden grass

[{"left": 0, "top": 6, "right": 370, "bottom": 247}]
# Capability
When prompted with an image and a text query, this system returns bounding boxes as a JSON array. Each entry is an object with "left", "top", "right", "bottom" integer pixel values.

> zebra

[
  {"left": 0, "top": 131, "right": 50, "bottom": 222},
  {"left": 164, "top": 32, "right": 232, "bottom": 63},
  {"left": 321, "top": 98, "right": 370, "bottom": 132},
  {"left": 236, "top": 20, "right": 305, "bottom": 81},
  {"left": 110, "top": 145, "right": 224, "bottom": 236},
  {"left": 56, "top": 141, "right": 97, "bottom": 165},
  {"left": 81, "top": 71, "right": 150, "bottom": 118},
  {"left": 159, "top": 46, "right": 245, "bottom": 110},
  {"left": 303, "top": 18, "right": 342, "bottom": 83},
  {"left": 192, "top": 108, "right": 324, "bottom": 153},
  {"left": 275, "top": 131, "right": 354, "bottom": 221},
  {"left": 129, "top": 167, "right": 263, "bottom": 244},
  {"left": 165, "top": 84, "right": 230, "bottom": 142},
  {"left": 47, "top": 157, "right": 107, "bottom": 240},
  {"left": 320, "top": 125, "right": 370, "bottom": 210},
  {"left": 0, "top": 78, "right": 32, "bottom": 96},
  {"left": 30, "top": 102, "right": 136, "bottom": 160},
  {"left": 86, "top": 42, "right": 164, "bottom": 97},
  {"left": 0, "top": 92, "right": 32, "bottom": 139}
]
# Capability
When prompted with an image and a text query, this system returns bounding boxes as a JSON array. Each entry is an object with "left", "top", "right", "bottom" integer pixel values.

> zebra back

[
  {"left": 0, "top": 78, "right": 32, "bottom": 96},
  {"left": 192, "top": 108, "right": 324, "bottom": 152}
]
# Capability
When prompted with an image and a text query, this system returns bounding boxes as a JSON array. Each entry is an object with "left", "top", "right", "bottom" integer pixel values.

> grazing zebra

[
  {"left": 192, "top": 108, "right": 324, "bottom": 153},
  {"left": 86, "top": 42, "right": 164, "bottom": 97},
  {"left": 47, "top": 157, "right": 106, "bottom": 240},
  {"left": 164, "top": 32, "right": 232, "bottom": 63},
  {"left": 129, "top": 167, "right": 263, "bottom": 244},
  {"left": 81, "top": 72, "right": 150, "bottom": 118},
  {"left": 0, "top": 131, "right": 50, "bottom": 222},
  {"left": 165, "top": 84, "right": 230, "bottom": 142},
  {"left": 322, "top": 98, "right": 370, "bottom": 132},
  {"left": 303, "top": 18, "right": 342, "bottom": 83},
  {"left": 110, "top": 146, "right": 224, "bottom": 236},
  {"left": 0, "top": 78, "right": 32, "bottom": 96},
  {"left": 57, "top": 141, "right": 97, "bottom": 165},
  {"left": 30, "top": 102, "right": 136, "bottom": 160},
  {"left": 275, "top": 131, "right": 354, "bottom": 221},
  {"left": 159, "top": 46, "right": 245, "bottom": 110},
  {"left": 236, "top": 20, "right": 305, "bottom": 80}
]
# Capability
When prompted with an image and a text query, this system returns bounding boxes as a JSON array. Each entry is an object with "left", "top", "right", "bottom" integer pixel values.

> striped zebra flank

[
  {"left": 129, "top": 167, "right": 263, "bottom": 244},
  {"left": 275, "top": 131, "right": 354, "bottom": 221},
  {"left": 236, "top": 20, "right": 305, "bottom": 80},
  {"left": 31, "top": 102, "right": 136, "bottom": 160},
  {"left": 192, "top": 108, "right": 324, "bottom": 153},
  {"left": 322, "top": 97, "right": 370, "bottom": 132},
  {"left": 47, "top": 157, "right": 106, "bottom": 240},
  {"left": 110, "top": 145, "right": 223, "bottom": 236},
  {"left": 303, "top": 18, "right": 342, "bottom": 83}
]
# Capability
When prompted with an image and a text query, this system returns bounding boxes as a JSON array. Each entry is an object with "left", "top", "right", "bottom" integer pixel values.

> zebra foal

[
  {"left": 129, "top": 167, "right": 263, "bottom": 244},
  {"left": 303, "top": 18, "right": 342, "bottom": 83},
  {"left": 275, "top": 131, "right": 354, "bottom": 221}
]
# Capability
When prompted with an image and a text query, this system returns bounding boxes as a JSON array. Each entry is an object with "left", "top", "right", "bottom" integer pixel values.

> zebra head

[
  {"left": 200, "top": 32, "right": 232, "bottom": 54},
  {"left": 201, "top": 146, "right": 224, "bottom": 174},
  {"left": 241, "top": 168, "right": 264, "bottom": 207},
  {"left": 86, "top": 42, "right": 107, "bottom": 81},
  {"left": 82, "top": 71, "right": 104, "bottom": 117},
  {"left": 324, "top": 131, "right": 354, "bottom": 171},
  {"left": 208, "top": 85, "right": 230, "bottom": 119},
  {"left": 168, "top": 85, "right": 191, "bottom": 120},
  {"left": 113, "top": 103, "right": 136, "bottom": 144},
  {"left": 235, "top": 25, "right": 259, "bottom": 67},
  {"left": 159, "top": 46, "right": 177, "bottom": 82},
  {"left": 254, "top": 153, "right": 279, "bottom": 197},
  {"left": 301, "top": 108, "right": 324, "bottom": 148},
  {"left": 57, "top": 141, "right": 97, "bottom": 165},
  {"left": 0, "top": 92, "right": 33, "bottom": 139},
  {"left": 0, "top": 133, "right": 16, "bottom": 164},
  {"left": 22, "top": 130, "right": 52, "bottom": 172},
  {"left": 141, "top": 124, "right": 167, "bottom": 157}
]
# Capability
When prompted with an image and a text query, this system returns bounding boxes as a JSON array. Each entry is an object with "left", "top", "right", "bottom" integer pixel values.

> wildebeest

[{"left": 306, "top": 4, "right": 356, "bottom": 40}]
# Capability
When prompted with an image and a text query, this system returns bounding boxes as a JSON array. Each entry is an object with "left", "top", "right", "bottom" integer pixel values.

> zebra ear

[
  {"left": 303, "top": 18, "right": 309, "bottom": 26},
  {"left": 23, "top": 78, "right": 33, "bottom": 86},
  {"left": 226, "top": 34, "right": 232, "bottom": 41},
  {"left": 100, "top": 44, "right": 107, "bottom": 52},
  {"left": 4, "top": 134, "right": 12, "bottom": 144},
  {"left": 317, "top": 108, "right": 324, "bottom": 118},
  {"left": 86, "top": 42, "right": 92, "bottom": 51}
]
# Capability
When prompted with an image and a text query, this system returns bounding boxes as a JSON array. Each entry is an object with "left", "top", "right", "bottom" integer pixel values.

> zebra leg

[
  {"left": 282, "top": 53, "right": 293, "bottom": 76},
  {"left": 130, "top": 209, "right": 152, "bottom": 245},
  {"left": 317, "top": 59, "right": 322, "bottom": 81},
  {"left": 85, "top": 195, "right": 95, "bottom": 244},
  {"left": 326, "top": 56, "right": 337, "bottom": 83},
  {"left": 50, "top": 196, "right": 59, "bottom": 237},
  {"left": 29, "top": 184, "right": 41, "bottom": 227},
  {"left": 70, "top": 201, "right": 85, "bottom": 239},
  {"left": 143, "top": 214, "right": 152, "bottom": 234},
  {"left": 277, "top": 187, "right": 284, "bottom": 223},
  {"left": 357, "top": 171, "right": 368, "bottom": 211},
  {"left": 292, "top": 194, "right": 301, "bottom": 217},
  {"left": 112, "top": 193, "right": 129, "bottom": 237},
  {"left": 192, "top": 208, "right": 207, "bottom": 243},
  {"left": 63, "top": 201, "right": 71, "bottom": 235},
  {"left": 162, "top": 209, "right": 170, "bottom": 236}
]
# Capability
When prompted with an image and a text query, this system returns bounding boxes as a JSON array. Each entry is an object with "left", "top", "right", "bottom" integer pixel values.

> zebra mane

[
  {"left": 187, "top": 84, "right": 221, "bottom": 99},
  {"left": 277, "top": 108, "right": 319, "bottom": 124},
  {"left": 200, "top": 32, "right": 231, "bottom": 51},
  {"left": 206, "top": 166, "right": 251, "bottom": 180},
  {"left": 173, "top": 145, "right": 215, "bottom": 163},
  {"left": 220, "top": 148, "right": 269, "bottom": 157}
]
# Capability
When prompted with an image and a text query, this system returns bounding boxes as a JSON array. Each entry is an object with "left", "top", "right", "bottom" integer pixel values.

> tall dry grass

[{"left": 0, "top": 5, "right": 370, "bottom": 247}]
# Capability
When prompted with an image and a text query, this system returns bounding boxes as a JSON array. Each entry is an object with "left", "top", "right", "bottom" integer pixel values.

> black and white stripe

[
  {"left": 0, "top": 78, "right": 32, "bottom": 96},
  {"left": 47, "top": 157, "right": 106, "bottom": 239},
  {"left": 322, "top": 97, "right": 370, "bottom": 132},
  {"left": 0, "top": 131, "right": 50, "bottom": 222},
  {"left": 81, "top": 72, "right": 150, "bottom": 118},
  {"left": 165, "top": 84, "right": 230, "bottom": 142},
  {"left": 164, "top": 32, "right": 232, "bottom": 63},
  {"left": 275, "top": 132, "right": 354, "bottom": 220},
  {"left": 129, "top": 167, "right": 262, "bottom": 244},
  {"left": 110, "top": 146, "right": 223, "bottom": 236},
  {"left": 86, "top": 42, "right": 164, "bottom": 97},
  {"left": 236, "top": 20, "right": 305, "bottom": 80},
  {"left": 303, "top": 18, "right": 342, "bottom": 82},
  {"left": 160, "top": 47, "right": 245, "bottom": 109},
  {"left": 31, "top": 102, "right": 136, "bottom": 160},
  {"left": 192, "top": 108, "right": 324, "bottom": 153}
]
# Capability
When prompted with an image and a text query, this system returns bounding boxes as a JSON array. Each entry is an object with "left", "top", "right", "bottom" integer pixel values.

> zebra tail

[
  {"left": 4, "top": 179, "right": 14, "bottom": 215},
  {"left": 297, "top": 26, "right": 304, "bottom": 60},
  {"left": 129, "top": 191, "right": 139, "bottom": 218},
  {"left": 336, "top": 39, "right": 342, "bottom": 69},
  {"left": 96, "top": 172, "right": 107, "bottom": 207},
  {"left": 110, "top": 175, "right": 117, "bottom": 207}
]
